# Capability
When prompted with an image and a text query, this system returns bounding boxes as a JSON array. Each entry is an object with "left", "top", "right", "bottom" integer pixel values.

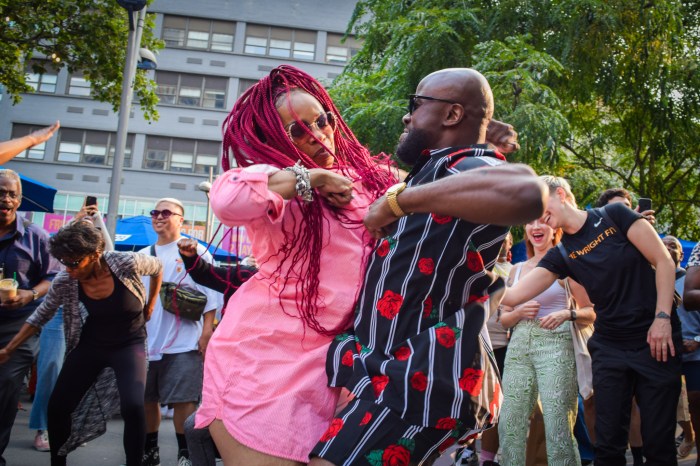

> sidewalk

[
  {"left": 4, "top": 393, "right": 698, "bottom": 465},
  {"left": 4, "top": 394, "right": 179, "bottom": 466}
]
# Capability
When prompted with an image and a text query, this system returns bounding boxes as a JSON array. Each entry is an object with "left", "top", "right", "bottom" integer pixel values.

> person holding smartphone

[{"left": 503, "top": 176, "right": 680, "bottom": 466}]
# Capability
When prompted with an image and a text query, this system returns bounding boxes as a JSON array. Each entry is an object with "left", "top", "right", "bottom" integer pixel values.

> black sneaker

[
  {"left": 177, "top": 449, "right": 192, "bottom": 466},
  {"left": 142, "top": 446, "right": 160, "bottom": 466},
  {"left": 482, "top": 461, "right": 501, "bottom": 466}
]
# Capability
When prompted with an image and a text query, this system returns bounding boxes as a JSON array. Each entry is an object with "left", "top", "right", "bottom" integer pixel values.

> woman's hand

[
  {"left": 310, "top": 169, "right": 354, "bottom": 207},
  {"left": 177, "top": 238, "right": 199, "bottom": 258},
  {"left": 515, "top": 301, "right": 540, "bottom": 321},
  {"left": 74, "top": 203, "right": 98, "bottom": 223},
  {"left": 539, "top": 309, "right": 570, "bottom": 330}
]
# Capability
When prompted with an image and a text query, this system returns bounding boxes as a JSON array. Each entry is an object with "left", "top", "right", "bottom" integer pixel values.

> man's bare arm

[{"left": 364, "top": 163, "right": 546, "bottom": 238}]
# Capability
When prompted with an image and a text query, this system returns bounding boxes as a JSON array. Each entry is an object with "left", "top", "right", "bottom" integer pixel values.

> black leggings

[{"left": 47, "top": 341, "right": 147, "bottom": 466}]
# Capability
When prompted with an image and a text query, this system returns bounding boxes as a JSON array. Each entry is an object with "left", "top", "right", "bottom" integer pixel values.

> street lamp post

[
  {"left": 197, "top": 167, "right": 214, "bottom": 240},
  {"left": 105, "top": 4, "right": 149, "bottom": 240}
]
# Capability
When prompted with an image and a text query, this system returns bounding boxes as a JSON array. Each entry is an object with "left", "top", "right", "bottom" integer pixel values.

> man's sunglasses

[
  {"left": 285, "top": 111, "right": 336, "bottom": 141},
  {"left": 58, "top": 256, "right": 87, "bottom": 268},
  {"left": 408, "top": 94, "right": 459, "bottom": 114},
  {"left": 150, "top": 209, "right": 183, "bottom": 219}
]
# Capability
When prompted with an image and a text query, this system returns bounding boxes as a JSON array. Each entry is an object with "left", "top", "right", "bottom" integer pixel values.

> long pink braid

[{"left": 221, "top": 65, "right": 396, "bottom": 336}]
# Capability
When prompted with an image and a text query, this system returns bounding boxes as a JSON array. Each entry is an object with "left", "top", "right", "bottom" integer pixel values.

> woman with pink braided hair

[{"left": 194, "top": 65, "right": 398, "bottom": 465}]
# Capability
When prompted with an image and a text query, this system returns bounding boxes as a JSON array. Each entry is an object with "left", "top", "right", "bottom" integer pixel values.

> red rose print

[
  {"left": 377, "top": 290, "right": 404, "bottom": 320},
  {"left": 459, "top": 368, "right": 484, "bottom": 396},
  {"left": 341, "top": 350, "right": 354, "bottom": 367},
  {"left": 422, "top": 296, "right": 433, "bottom": 318},
  {"left": 438, "top": 436, "right": 456, "bottom": 452},
  {"left": 467, "top": 294, "right": 489, "bottom": 304},
  {"left": 466, "top": 250, "right": 484, "bottom": 272},
  {"left": 410, "top": 371, "right": 427, "bottom": 391},
  {"left": 320, "top": 417, "right": 344, "bottom": 442},
  {"left": 394, "top": 346, "right": 411, "bottom": 361},
  {"left": 431, "top": 213, "right": 453, "bottom": 224},
  {"left": 435, "top": 417, "right": 457, "bottom": 430},
  {"left": 417, "top": 258, "right": 434, "bottom": 275},
  {"left": 372, "top": 375, "right": 389, "bottom": 398},
  {"left": 435, "top": 326, "right": 456, "bottom": 348},
  {"left": 382, "top": 444, "right": 411, "bottom": 466},
  {"left": 377, "top": 239, "right": 390, "bottom": 257},
  {"left": 356, "top": 342, "right": 363, "bottom": 354},
  {"left": 360, "top": 412, "right": 372, "bottom": 426}
]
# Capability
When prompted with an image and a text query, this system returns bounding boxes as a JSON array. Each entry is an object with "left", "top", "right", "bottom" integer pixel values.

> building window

[
  {"left": 244, "top": 24, "right": 316, "bottom": 60},
  {"left": 237, "top": 79, "right": 257, "bottom": 98},
  {"left": 162, "top": 15, "right": 235, "bottom": 52},
  {"left": 144, "top": 137, "right": 220, "bottom": 174},
  {"left": 156, "top": 72, "right": 227, "bottom": 109},
  {"left": 25, "top": 62, "right": 58, "bottom": 94},
  {"left": 326, "top": 33, "right": 361, "bottom": 64},
  {"left": 56, "top": 128, "right": 133, "bottom": 167},
  {"left": 67, "top": 73, "right": 91, "bottom": 96},
  {"left": 10, "top": 124, "right": 49, "bottom": 160}
]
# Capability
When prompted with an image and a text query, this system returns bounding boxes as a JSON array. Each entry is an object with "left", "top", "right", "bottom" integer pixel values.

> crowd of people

[{"left": 0, "top": 63, "right": 698, "bottom": 466}]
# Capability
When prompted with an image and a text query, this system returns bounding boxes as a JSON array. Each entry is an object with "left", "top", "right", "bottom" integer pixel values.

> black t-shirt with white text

[{"left": 538, "top": 203, "right": 680, "bottom": 348}]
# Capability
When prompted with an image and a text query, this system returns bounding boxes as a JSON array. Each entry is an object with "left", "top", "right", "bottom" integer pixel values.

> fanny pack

[{"left": 151, "top": 245, "right": 207, "bottom": 321}]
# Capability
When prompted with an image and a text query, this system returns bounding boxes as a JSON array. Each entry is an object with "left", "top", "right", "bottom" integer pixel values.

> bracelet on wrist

[{"left": 283, "top": 161, "right": 313, "bottom": 202}]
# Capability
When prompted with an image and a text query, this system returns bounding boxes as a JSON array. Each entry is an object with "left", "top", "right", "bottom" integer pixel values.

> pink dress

[{"left": 195, "top": 165, "right": 375, "bottom": 462}]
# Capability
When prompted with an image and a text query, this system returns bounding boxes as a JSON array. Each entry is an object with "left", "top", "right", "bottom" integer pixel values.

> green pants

[{"left": 499, "top": 320, "right": 580, "bottom": 466}]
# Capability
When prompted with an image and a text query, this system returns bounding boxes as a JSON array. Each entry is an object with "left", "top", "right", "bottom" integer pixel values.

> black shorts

[{"left": 311, "top": 397, "right": 474, "bottom": 465}]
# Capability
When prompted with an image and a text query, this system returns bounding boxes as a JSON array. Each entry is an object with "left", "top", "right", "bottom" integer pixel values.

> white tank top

[{"left": 513, "top": 262, "right": 569, "bottom": 318}]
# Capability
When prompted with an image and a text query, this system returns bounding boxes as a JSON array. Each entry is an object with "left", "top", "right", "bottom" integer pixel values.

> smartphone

[
  {"left": 85, "top": 196, "right": 97, "bottom": 207},
  {"left": 638, "top": 197, "right": 652, "bottom": 212}
]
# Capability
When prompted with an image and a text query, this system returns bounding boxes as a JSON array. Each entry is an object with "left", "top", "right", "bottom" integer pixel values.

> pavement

[
  {"left": 3, "top": 393, "right": 699, "bottom": 465},
  {"left": 4, "top": 393, "right": 180, "bottom": 466}
]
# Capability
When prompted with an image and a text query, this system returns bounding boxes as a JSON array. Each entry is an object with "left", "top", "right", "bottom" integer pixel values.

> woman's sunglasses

[
  {"left": 285, "top": 111, "right": 336, "bottom": 141},
  {"left": 58, "top": 256, "right": 87, "bottom": 268},
  {"left": 150, "top": 209, "right": 183, "bottom": 219}
]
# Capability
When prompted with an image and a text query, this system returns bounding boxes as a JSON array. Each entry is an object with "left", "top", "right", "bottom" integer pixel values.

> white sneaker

[{"left": 33, "top": 430, "right": 50, "bottom": 452}]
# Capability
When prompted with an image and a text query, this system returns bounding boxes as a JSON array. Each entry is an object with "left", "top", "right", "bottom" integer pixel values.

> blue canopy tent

[{"left": 114, "top": 215, "right": 239, "bottom": 261}]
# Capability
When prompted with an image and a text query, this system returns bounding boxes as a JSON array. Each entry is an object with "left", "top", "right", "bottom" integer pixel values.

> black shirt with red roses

[{"left": 326, "top": 145, "right": 508, "bottom": 434}]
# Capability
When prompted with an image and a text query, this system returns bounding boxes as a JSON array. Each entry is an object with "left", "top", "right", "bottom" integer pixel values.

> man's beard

[{"left": 395, "top": 128, "right": 431, "bottom": 166}]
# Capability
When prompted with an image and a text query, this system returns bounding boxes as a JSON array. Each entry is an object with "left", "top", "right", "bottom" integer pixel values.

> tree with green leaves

[
  {"left": 0, "top": 0, "right": 163, "bottom": 121},
  {"left": 330, "top": 0, "right": 700, "bottom": 238}
]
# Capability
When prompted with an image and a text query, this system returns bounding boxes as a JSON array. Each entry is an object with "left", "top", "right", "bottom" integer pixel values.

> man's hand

[
  {"left": 647, "top": 318, "right": 675, "bottom": 362},
  {"left": 198, "top": 329, "right": 213, "bottom": 358},
  {"left": 29, "top": 121, "right": 60, "bottom": 146},
  {"left": 0, "top": 289, "right": 33, "bottom": 311},
  {"left": 0, "top": 348, "right": 11, "bottom": 365},
  {"left": 363, "top": 195, "right": 400, "bottom": 239},
  {"left": 683, "top": 339, "right": 700, "bottom": 353},
  {"left": 177, "top": 238, "right": 199, "bottom": 258},
  {"left": 486, "top": 120, "right": 520, "bottom": 154}
]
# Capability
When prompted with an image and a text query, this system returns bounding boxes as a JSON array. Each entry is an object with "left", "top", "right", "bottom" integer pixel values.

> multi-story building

[{"left": 0, "top": 0, "right": 359, "bottom": 251}]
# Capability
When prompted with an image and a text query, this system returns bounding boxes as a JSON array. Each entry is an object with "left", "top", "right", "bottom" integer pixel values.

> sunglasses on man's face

[
  {"left": 58, "top": 256, "right": 87, "bottom": 269},
  {"left": 407, "top": 94, "right": 459, "bottom": 115},
  {"left": 285, "top": 111, "right": 336, "bottom": 141},
  {"left": 150, "top": 209, "right": 183, "bottom": 220}
]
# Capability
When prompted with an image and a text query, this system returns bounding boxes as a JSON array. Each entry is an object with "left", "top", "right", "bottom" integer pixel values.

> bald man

[{"left": 308, "top": 69, "right": 547, "bottom": 465}]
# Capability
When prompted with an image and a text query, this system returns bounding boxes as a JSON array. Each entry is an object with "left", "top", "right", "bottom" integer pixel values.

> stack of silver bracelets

[{"left": 283, "top": 161, "right": 313, "bottom": 202}]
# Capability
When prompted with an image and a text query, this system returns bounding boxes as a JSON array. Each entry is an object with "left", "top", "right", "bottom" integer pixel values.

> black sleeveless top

[{"left": 78, "top": 268, "right": 145, "bottom": 347}]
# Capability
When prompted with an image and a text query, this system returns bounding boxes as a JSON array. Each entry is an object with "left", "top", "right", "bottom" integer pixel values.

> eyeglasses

[
  {"left": 0, "top": 190, "right": 20, "bottom": 200},
  {"left": 58, "top": 256, "right": 87, "bottom": 268},
  {"left": 285, "top": 111, "right": 336, "bottom": 141},
  {"left": 408, "top": 94, "right": 459, "bottom": 114},
  {"left": 150, "top": 209, "right": 183, "bottom": 219}
]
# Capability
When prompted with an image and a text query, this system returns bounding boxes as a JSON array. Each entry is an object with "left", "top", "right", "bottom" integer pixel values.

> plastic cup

[{"left": 0, "top": 279, "right": 18, "bottom": 303}]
